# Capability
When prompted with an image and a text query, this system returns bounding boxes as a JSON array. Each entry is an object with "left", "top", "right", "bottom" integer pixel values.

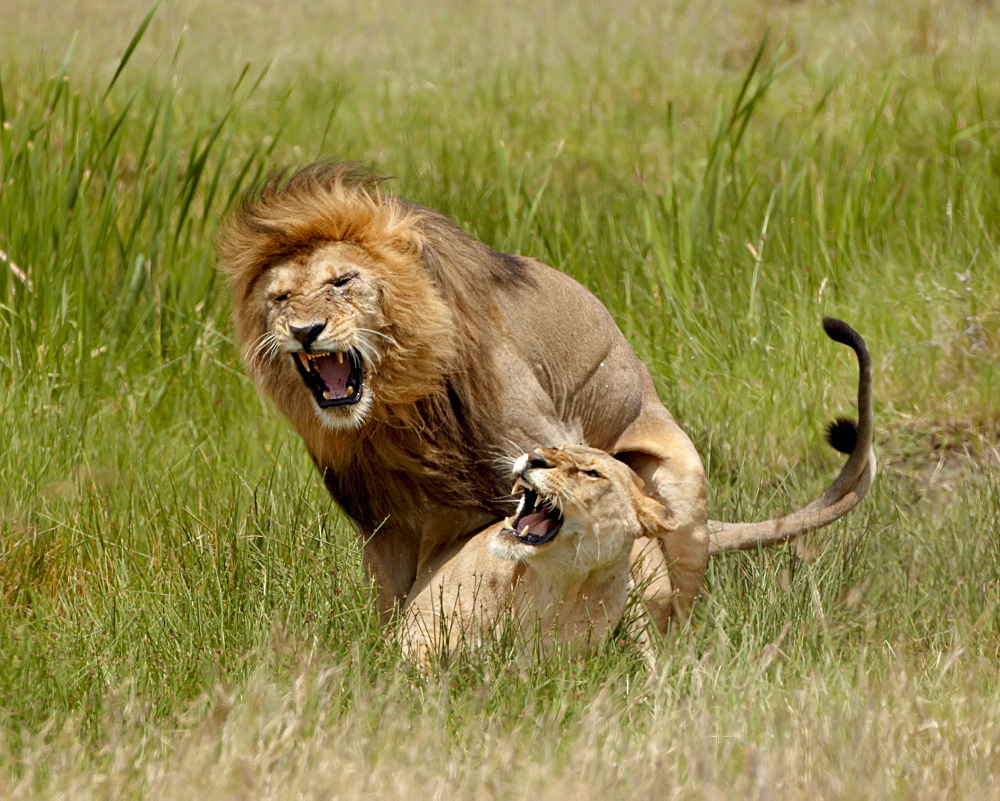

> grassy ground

[{"left": 1, "top": 1, "right": 998, "bottom": 797}]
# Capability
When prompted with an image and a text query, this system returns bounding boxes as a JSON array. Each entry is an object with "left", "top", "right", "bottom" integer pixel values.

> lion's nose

[
  {"left": 525, "top": 450, "right": 553, "bottom": 470},
  {"left": 290, "top": 323, "right": 326, "bottom": 350}
]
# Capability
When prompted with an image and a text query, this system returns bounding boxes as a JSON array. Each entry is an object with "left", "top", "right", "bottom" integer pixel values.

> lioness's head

[
  {"left": 492, "top": 444, "right": 674, "bottom": 572},
  {"left": 217, "top": 164, "right": 459, "bottom": 431}
]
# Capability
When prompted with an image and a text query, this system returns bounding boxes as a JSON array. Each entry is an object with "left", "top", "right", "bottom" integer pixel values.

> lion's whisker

[
  {"left": 246, "top": 332, "right": 279, "bottom": 374},
  {"left": 356, "top": 327, "right": 398, "bottom": 347},
  {"left": 352, "top": 333, "right": 382, "bottom": 368}
]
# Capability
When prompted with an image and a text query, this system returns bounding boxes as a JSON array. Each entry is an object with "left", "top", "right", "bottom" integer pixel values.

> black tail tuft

[{"left": 825, "top": 417, "right": 858, "bottom": 455}]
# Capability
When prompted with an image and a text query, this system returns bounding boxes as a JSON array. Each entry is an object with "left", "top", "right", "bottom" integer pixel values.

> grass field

[{"left": 1, "top": 0, "right": 999, "bottom": 797}]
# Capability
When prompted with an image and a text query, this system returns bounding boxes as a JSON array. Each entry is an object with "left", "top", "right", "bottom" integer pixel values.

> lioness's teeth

[
  {"left": 296, "top": 352, "right": 309, "bottom": 369},
  {"left": 346, "top": 386, "right": 355, "bottom": 396},
  {"left": 520, "top": 524, "right": 531, "bottom": 536},
  {"left": 336, "top": 351, "right": 344, "bottom": 364},
  {"left": 511, "top": 478, "right": 524, "bottom": 494},
  {"left": 323, "top": 391, "right": 331, "bottom": 400}
]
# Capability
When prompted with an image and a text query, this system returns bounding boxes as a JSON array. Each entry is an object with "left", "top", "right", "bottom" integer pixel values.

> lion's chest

[{"left": 320, "top": 438, "right": 513, "bottom": 542}]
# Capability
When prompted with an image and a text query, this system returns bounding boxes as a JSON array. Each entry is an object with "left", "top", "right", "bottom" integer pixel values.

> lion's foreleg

[{"left": 361, "top": 529, "right": 421, "bottom": 624}]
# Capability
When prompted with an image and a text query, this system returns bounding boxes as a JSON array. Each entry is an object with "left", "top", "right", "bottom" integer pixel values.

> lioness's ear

[
  {"left": 626, "top": 468, "right": 646, "bottom": 493},
  {"left": 635, "top": 494, "right": 676, "bottom": 539}
]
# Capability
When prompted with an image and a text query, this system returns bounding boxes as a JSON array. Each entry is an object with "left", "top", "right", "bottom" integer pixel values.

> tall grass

[{"left": 1, "top": 0, "right": 999, "bottom": 796}]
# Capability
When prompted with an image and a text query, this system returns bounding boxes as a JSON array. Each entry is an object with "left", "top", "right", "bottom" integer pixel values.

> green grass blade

[{"left": 102, "top": 1, "right": 161, "bottom": 100}]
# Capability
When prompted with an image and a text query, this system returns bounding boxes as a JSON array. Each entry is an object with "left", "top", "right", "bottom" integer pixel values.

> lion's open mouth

[
  {"left": 507, "top": 483, "right": 564, "bottom": 546},
  {"left": 293, "top": 350, "right": 364, "bottom": 408}
]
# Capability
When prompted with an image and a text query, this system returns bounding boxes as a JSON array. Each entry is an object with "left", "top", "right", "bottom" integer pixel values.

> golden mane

[
  {"left": 218, "top": 164, "right": 415, "bottom": 302},
  {"left": 217, "top": 162, "right": 535, "bottom": 530}
]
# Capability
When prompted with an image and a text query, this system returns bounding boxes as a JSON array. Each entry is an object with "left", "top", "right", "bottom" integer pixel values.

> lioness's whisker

[{"left": 490, "top": 449, "right": 521, "bottom": 473}]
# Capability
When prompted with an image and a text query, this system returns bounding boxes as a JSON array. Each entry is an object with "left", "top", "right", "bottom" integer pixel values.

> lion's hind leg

[{"left": 613, "top": 412, "right": 709, "bottom": 632}]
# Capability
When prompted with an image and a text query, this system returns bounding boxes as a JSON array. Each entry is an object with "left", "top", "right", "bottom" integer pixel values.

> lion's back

[{"left": 490, "top": 256, "right": 652, "bottom": 451}]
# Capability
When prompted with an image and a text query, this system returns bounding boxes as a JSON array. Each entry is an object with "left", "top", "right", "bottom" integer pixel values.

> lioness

[
  {"left": 401, "top": 444, "right": 673, "bottom": 663},
  {"left": 217, "top": 162, "right": 875, "bottom": 630}
]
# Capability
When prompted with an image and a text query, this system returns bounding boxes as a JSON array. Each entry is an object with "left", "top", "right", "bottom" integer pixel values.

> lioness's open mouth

[
  {"left": 506, "top": 482, "right": 564, "bottom": 546},
  {"left": 293, "top": 350, "right": 364, "bottom": 408}
]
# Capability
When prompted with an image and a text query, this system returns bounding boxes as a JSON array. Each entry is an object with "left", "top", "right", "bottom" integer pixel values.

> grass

[{"left": 1, "top": 0, "right": 999, "bottom": 796}]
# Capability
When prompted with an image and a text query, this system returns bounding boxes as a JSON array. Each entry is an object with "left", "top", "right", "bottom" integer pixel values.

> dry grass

[{"left": 3, "top": 655, "right": 998, "bottom": 799}]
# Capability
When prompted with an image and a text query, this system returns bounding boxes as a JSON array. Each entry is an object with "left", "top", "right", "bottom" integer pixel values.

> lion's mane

[{"left": 216, "top": 163, "right": 533, "bottom": 531}]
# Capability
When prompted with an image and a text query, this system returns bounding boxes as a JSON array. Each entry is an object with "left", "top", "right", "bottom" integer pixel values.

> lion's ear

[
  {"left": 389, "top": 228, "right": 424, "bottom": 258},
  {"left": 634, "top": 493, "right": 676, "bottom": 539}
]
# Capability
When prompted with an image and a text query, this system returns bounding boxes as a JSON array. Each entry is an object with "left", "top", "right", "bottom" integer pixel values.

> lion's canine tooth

[
  {"left": 520, "top": 524, "right": 531, "bottom": 537},
  {"left": 323, "top": 390, "right": 331, "bottom": 400},
  {"left": 336, "top": 351, "right": 344, "bottom": 364},
  {"left": 296, "top": 352, "right": 309, "bottom": 369},
  {"left": 511, "top": 478, "right": 524, "bottom": 494},
  {"left": 346, "top": 386, "right": 355, "bottom": 397}
]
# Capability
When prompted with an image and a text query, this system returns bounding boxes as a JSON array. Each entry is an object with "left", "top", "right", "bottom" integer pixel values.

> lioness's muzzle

[{"left": 507, "top": 483, "right": 564, "bottom": 546}]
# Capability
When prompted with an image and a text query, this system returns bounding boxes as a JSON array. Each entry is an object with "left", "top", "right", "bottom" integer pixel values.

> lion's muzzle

[{"left": 293, "top": 349, "right": 365, "bottom": 408}]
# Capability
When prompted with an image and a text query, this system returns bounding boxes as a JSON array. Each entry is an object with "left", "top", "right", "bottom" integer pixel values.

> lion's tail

[{"left": 707, "top": 318, "right": 876, "bottom": 556}]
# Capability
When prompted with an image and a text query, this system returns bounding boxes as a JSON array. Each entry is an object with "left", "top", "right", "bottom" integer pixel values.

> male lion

[
  {"left": 217, "top": 162, "right": 875, "bottom": 630},
  {"left": 401, "top": 444, "right": 673, "bottom": 663}
]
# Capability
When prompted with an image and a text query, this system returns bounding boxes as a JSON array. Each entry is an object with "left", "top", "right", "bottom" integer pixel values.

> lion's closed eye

[{"left": 330, "top": 273, "right": 356, "bottom": 288}]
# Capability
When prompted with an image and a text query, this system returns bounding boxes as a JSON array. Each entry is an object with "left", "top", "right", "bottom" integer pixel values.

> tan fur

[
  {"left": 400, "top": 445, "right": 672, "bottom": 663},
  {"left": 218, "top": 162, "right": 875, "bottom": 632}
]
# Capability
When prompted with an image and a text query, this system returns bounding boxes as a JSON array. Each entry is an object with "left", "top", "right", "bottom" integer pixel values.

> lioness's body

[
  {"left": 401, "top": 445, "right": 672, "bottom": 663},
  {"left": 401, "top": 526, "right": 627, "bottom": 662}
]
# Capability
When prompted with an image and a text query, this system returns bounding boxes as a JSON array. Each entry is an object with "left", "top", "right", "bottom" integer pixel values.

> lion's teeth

[
  {"left": 322, "top": 391, "right": 331, "bottom": 400},
  {"left": 511, "top": 478, "right": 524, "bottom": 494},
  {"left": 337, "top": 351, "right": 344, "bottom": 364},
  {"left": 346, "top": 386, "right": 355, "bottom": 396},
  {"left": 520, "top": 524, "right": 531, "bottom": 536},
  {"left": 296, "top": 352, "right": 309, "bottom": 368}
]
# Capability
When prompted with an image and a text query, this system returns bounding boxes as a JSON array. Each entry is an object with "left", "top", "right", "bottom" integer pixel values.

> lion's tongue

[
  {"left": 520, "top": 510, "right": 557, "bottom": 537},
  {"left": 314, "top": 354, "right": 351, "bottom": 397}
]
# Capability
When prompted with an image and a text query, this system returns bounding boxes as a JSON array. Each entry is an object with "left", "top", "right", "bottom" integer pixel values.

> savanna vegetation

[{"left": 1, "top": 0, "right": 998, "bottom": 797}]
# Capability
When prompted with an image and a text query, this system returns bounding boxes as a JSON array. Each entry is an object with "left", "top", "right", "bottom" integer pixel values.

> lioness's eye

[
  {"left": 273, "top": 293, "right": 289, "bottom": 303},
  {"left": 331, "top": 273, "right": 356, "bottom": 288},
  {"left": 583, "top": 469, "right": 601, "bottom": 478}
]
